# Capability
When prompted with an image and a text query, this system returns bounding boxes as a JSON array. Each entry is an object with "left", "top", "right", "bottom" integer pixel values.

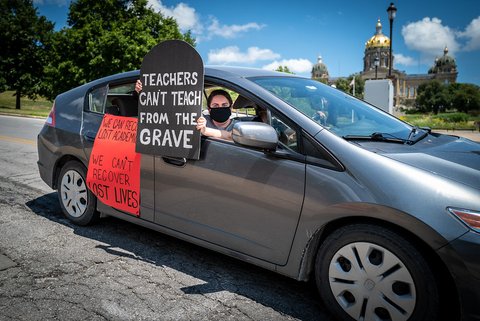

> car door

[
  {"left": 80, "top": 79, "right": 156, "bottom": 222},
  {"left": 81, "top": 83, "right": 107, "bottom": 161},
  {"left": 153, "top": 113, "right": 305, "bottom": 265},
  {"left": 81, "top": 79, "right": 138, "bottom": 160}
]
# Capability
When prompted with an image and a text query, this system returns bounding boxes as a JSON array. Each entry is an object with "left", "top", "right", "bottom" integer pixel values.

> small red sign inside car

[{"left": 86, "top": 114, "right": 141, "bottom": 216}]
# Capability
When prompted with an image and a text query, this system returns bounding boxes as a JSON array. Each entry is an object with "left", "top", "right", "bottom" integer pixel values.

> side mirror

[{"left": 232, "top": 122, "right": 278, "bottom": 151}]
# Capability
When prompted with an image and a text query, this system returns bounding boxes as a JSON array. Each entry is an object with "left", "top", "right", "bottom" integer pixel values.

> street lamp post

[
  {"left": 387, "top": 2, "right": 397, "bottom": 77},
  {"left": 374, "top": 54, "right": 380, "bottom": 79}
]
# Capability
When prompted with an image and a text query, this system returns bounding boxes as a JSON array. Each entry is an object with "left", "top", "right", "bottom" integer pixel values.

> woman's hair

[{"left": 207, "top": 89, "right": 233, "bottom": 107}]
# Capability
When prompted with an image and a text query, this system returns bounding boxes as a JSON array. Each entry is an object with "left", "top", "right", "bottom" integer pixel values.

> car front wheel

[
  {"left": 315, "top": 224, "right": 439, "bottom": 321},
  {"left": 57, "top": 161, "right": 99, "bottom": 225}
]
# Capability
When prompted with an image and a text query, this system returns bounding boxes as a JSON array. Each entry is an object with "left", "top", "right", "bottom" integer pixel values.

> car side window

[
  {"left": 271, "top": 113, "right": 299, "bottom": 152},
  {"left": 88, "top": 85, "right": 108, "bottom": 114},
  {"left": 106, "top": 82, "right": 138, "bottom": 117}
]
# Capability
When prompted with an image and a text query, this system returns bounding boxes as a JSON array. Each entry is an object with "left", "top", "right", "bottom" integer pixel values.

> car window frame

[
  {"left": 84, "top": 77, "right": 139, "bottom": 115},
  {"left": 85, "top": 83, "right": 109, "bottom": 115},
  {"left": 205, "top": 77, "right": 350, "bottom": 171},
  {"left": 203, "top": 77, "right": 308, "bottom": 163},
  {"left": 301, "top": 130, "right": 345, "bottom": 171}
]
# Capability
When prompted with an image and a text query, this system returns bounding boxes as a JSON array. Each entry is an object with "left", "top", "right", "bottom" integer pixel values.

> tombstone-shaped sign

[{"left": 136, "top": 40, "right": 204, "bottom": 159}]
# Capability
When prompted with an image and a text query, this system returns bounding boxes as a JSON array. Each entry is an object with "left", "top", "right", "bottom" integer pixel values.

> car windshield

[{"left": 251, "top": 77, "right": 412, "bottom": 139}]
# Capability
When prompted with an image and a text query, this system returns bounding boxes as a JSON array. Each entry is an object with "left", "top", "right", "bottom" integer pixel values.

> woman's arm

[{"left": 196, "top": 116, "right": 232, "bottom": 140}]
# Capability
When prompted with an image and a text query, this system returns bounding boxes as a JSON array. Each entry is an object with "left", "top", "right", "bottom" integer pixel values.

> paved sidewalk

[{"left": 433, "top": 130, "right": 480, "bottom": 142}]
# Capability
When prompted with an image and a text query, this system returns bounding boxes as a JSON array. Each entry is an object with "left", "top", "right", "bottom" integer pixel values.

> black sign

[{"left": 136, "top": 40, "right": 204, "bottom": 159}]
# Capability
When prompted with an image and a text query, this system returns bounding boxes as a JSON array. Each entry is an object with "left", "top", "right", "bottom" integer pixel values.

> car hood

[{"left": 356, "top": 133, "right": 480, "bottom": 190}]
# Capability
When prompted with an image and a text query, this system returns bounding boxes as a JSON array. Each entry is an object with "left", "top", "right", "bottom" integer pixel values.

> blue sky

[{"left": 34, "top": 0, "right": 480, "bottom": 84}]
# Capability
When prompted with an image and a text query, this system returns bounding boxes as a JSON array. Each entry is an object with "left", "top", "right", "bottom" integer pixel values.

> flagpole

[{"left": 349, "top": 77, "right": 356, "bottom": 96}]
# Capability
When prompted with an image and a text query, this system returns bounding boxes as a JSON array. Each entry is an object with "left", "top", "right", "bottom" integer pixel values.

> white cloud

[
  {"left": 262, "top": 59, "right": 313, "bottom": 74},
  {"left": 147, "top": 0, "right": 202, "bottom": 34},
  {"left": 458, "top": 16, "right": 480, "bottom": 51},
  {"left": 207, "top": 18, "right": 265, "bottom": 39},
  {"left": 147, "top": 1, "right": 264, "bottom": 41},
  {"left": 401, "top": 17, "right": 460, "bottom": 58},
  {"left": 208, "top": 46, "right": 280, "bottom": 64},
  {"left": 394, "top": 53, "right": 416, "bottom": 67}
]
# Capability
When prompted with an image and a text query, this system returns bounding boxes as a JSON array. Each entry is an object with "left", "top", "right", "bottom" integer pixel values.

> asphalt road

[{"left": 0, "top": 114, "right": 333, "bottom": 320}]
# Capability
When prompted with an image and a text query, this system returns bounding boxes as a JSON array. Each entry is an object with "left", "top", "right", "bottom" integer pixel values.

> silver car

[{"left": 38, "top": 67, "right": 480, "bottom": 321}]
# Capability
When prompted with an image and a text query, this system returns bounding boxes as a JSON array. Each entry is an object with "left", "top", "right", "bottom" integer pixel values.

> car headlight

[{"left": 448, "top": 208, "right": 480, "bottom": 233}]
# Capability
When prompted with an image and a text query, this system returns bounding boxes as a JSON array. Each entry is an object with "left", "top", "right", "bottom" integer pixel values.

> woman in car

[
  {"left": 196, "top": 89, "right": 236, "bottom": 141},
  {"left": 135, "top": 80, "right": 235, "bottom": 141}
]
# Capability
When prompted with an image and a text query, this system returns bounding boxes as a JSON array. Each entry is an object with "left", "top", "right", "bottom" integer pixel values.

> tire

[
  {"left": 57, "top": 160, "right": 99, "bottom": 225},
  {"left": 315, "top": 224, "right": 439, "bottom": 321}
]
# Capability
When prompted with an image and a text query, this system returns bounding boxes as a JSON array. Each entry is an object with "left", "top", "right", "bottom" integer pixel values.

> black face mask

[{"left": 209, "top": 107, "right": 231, "bottom": 123}]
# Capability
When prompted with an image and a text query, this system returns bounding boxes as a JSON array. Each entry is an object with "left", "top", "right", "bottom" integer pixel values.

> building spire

[{"left": 376, "top": 18, "right": 382, "bottom": 35}]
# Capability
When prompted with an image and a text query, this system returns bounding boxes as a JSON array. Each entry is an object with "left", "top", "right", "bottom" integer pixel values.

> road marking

[{"left": 0, "top": 135, "right": 36, "bottom": 146}]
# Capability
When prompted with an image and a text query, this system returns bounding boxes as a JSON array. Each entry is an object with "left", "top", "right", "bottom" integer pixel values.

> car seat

[{"left": 111, "top": 97, "right": 138, "bottom": 117}]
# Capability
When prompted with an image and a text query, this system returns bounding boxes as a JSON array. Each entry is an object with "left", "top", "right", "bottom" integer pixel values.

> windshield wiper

[
  {"left": 406, "top": 126, "right": 430, "bottom": 144},
  {"left": 343, "top": 132, "right": 407, "bottom": 144},
  {"left": 344, "top": 129, "right": 431, "bottom": 145}
]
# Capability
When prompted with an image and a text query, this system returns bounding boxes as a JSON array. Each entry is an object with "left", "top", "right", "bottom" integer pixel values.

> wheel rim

[
  {"left": 60, "top": 169, "right": 88, "bottom": 218},
  {"left": 328, "top": 242, "right": 416, "bottom": 321}
]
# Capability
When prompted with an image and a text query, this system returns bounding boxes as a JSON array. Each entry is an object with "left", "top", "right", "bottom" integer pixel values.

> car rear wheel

[
  {"left": 315, "top": 224, "right": 439, "bottom": 321},
  {"left": 57, "top": 161, "right": 99, "bottom": 225}
]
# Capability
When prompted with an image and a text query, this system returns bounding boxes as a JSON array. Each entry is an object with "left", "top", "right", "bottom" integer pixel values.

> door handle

[{"left": 162, "top": 156, "right": 187, "bottom": 167}]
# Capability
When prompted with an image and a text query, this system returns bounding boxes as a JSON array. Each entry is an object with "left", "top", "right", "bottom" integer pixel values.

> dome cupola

[
  {"left": 429, "top": 46, "right": 457, "bottom": 74},
  {"left": 311, "top": 56, "right": 329, "bottom": 80},
  {"left": 365, "top": 19, "right": 390, "bottom": 49},
  {"left": 363, "top": 19, "right": 392, "bottom": 73}
]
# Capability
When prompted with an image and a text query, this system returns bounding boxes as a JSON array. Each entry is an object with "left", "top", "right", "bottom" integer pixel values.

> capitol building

[{"left": 311, "top": 19, "right": 458, "bottom": 105}]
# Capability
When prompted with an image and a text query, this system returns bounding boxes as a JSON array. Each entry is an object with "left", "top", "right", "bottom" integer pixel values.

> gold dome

[
  {"left": 366, "top": 34, "right": 390, "bottom": 48},
  {"left": 365, "top": 19, "right": 390, "bottom": 49}
]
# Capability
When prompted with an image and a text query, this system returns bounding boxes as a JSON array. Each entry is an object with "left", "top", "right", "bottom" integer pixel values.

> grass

[
  {"left": 0, "top": 91, "right": 52, "bottom": 118},
  {"left": 399, "top": 113, "right": 480, "bottom": 130}
]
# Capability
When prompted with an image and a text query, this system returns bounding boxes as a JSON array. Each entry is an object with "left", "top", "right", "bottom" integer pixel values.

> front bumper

[{"left": 438, "top": 230, "right": 480, "bottom": 320}]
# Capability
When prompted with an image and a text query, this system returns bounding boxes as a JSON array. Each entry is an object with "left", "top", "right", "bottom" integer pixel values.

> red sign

[{"left": 86, "top": 114, "right": 141, "bottom": 216}]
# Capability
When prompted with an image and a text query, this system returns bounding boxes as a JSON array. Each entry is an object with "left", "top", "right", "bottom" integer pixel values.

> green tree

[
  {"left": 0, "top": 0, "right": 54, "bottom": 109},
  {"left": 275, "top": 65, "right": 294, "bottom": 74},
  {"left": 448, "top": 83, "right": 480, "bottom": 113},
  {"left": 334, "top": 78, "right": 350, "bottom": 93},
  {"left": 333, "top": 75, "right": 364, "bottom": 98},
  {"left": 313, "top": 77, "right": 328, "bottom": 84},
  {"left": 416, "top": 81, "right": 449, "bottom": 114},
  {"left": 42, "top": 0, "right": 195, "bottom": 100},
  {"left": 347, "top": 74, "right": 364, "bottom": 99}
]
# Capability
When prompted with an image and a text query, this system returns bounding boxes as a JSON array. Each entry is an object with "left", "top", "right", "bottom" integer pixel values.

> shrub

[
  {"left": 403, "top": 113, "right": 476, "bottom": 130},
  {"left": 434, "top": 113, "right": 469, "bottom": 123}
]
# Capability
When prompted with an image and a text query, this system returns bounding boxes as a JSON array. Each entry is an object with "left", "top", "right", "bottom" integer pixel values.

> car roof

[
  {"left": 205, "top": 65, "right": 303, "bottom": 79},
  {"left": 98, "top": 65, "right": 302, "bottom": 84},
  {"left": 59, "top": 65, "right": 306, "bottom": 102}
]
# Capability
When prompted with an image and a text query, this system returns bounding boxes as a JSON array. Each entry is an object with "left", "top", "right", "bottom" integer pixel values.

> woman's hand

[
  {"left": 196, "top": 116, "right": 206, "bottom": 134},
  {"left": 195, "top": 116, "right": 232, "bottom": 140},
  {"left": 135, "top": 80, "right": 142, "bottom": 93}
]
